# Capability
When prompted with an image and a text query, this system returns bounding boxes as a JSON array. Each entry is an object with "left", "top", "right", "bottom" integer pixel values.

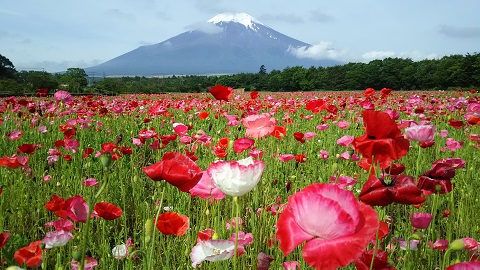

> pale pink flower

[
  {"left": 38, "top": 126, "right": 48, "bottom": 133},
  {"left": 229, "top": 231, "right": 253, "bottom": 246},
  {"left": 283, "top": 261, "right": 301, "bottom": 270},
  {"left": 132, "top": 138, "right": 143, "bottom": 146},
  {"left": 405, "top": 124, "right": 436, "bottom": 142},
  {"left": 445, "top": 138, "right": 463, "bottom": 151},
  {"left": 43, "top": 175, "right": 52, "bottom": 183},
  {"left": 8, "top": 130, "right": 23, "bottom": 140},
  {"left": 304, "top": 132, "right": 317, "bottom": 140},
  {"left": 318, "top": 150, "right": 329, "bottom": 159},
  {"left": 438, "top": 129, "right": 449, "bottom": 138},
  {"left": 337, "top": 120, "right": 350, "bottom": 129},
  {"left": 241, "top": 113, "right": 277, "bottom": 139},
  {"left": 190, "top": 240, "right": 236, "bottom": 268},
  {"left": 330, "top": 175, "right": 357, "bottom": 189},
  {"left": 71, "top": 256, "right": 97, "bottom": 270},
  {"left": 42, "top": 230, "right": 73, "bottom": 248}
]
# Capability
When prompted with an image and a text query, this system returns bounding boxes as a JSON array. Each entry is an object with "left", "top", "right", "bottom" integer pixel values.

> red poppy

[
  {"left": 94, "top": 202, "right": 123, "bottom": 220},
  {"left": 250, "top": 91, "right": 259, "bottom": 100},
  {"left": 448, "top": 118, "right": 464, "bottom": 129},
  {"left": 354, "top": 249, "right": 396, "bottom": 270},
  {"left": 142, "top": 152, "right": 203, "bottom": 192},
  {"left": 381, "top": 88, "right": 392, "bottom": 97},
  {"left": 359, "top": 174, "right": 426, "bottom": 206},
  {"left": 305, "top": 99, "right": 326, "bottom": 113},
  {"left": 209, "top": 85, "right": 234, "bottom": 101},
  {"left": 197, "top": 228, "right": 215, "bottom": 243},
  {"left": 0, "top": 232, "right": 10, "bottom": 249},
  {"left": 82, "top": 147, "right": 94, "bottom": 158},
  {"left": 293, "top": 132, "right": 305, "bottom": 143},
  {"left": 197, "top": 111, "right": 210, "bottom": 120},
  {"left": 36, "top": 88, "right": 48, "bottom": 97},
  {"left": 218, "top": 137, "right": 229, "bottom": 149},
  {"left": 17, "top": 144, "right": 38, "bottom": 155},
  {"left": 63, "top": 127, "right": 76, "bottom": 139},
  {"left": 353, "top": 110, "right": 410, "bottom": 164},
  {"left": 233, "top": 138, "right": 255, "bottom": 153},
  {"left": 0, "top": 155, "right": 29, "bottom": 169},
  {"left": 364, "top": 88, "right": 376, "bottom": 98},
  {"left": 384, "top": 163, "right": 405, "bottom": 175},
  {"left": 212, "top": 146, "right": 228, "bottom": 158},
  {"left": 295, "top": 154, "right": 307, "bottom": 163},
  {"left": 45, "top": 194, "right": 67, "bottom": 218},
  {"left": 14, "top": 240, "right": 43, "bottom": 267},
  {"left": 271, "top": 126, "right": 287, "bottom": 139},
  {"left": 155, "top": 212, "right": 189, "bottom": 236}
]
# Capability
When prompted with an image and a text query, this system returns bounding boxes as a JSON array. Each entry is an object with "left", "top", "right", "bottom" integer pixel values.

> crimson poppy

[
  {"left": 417, "top": 161, "right": 457, "bottom": 194},
  {"left": 354, "top": 249, "right": 396, "bottom": 270},
  {"left": 82, "top": 147, "right": 94, "bottom": 158},
  {"left": 295, "top": 154, "right": 306, "bottom": 163},
  {"left": 142, "top": 152, "right": 203, "bottom": 192},
  {"left": 0, "top": 232, "right": 10, "bottom": 249},
  {"left": 94, "top": 202, "right": 123, "bottom": 220},
  {"left": 17, "top": 144, "right": 38, "bottom": 154},
  {"left": 364, "top": 88, "right": 376, "bottom": 98},
  {"left": 155, "top": 212, "right": 189, "bottom": 236},
  {"left": 448, "top": 118, "right": 464, "bottom": 129},
  {"left": 250, "top": 91, "right": 259, "bottom": 100},
  {"left": 14, "top": 240, "right": 43, "bottom": 267},
  {"left": 209, "top": 85, "right": 234, "bottom": 101},
  {"left": 359, "top": 174, "right": 426, "bottom": 206},
  {"left": 233, "top": 138, "right": 255, "bottom": 153},
  {"left": 353, "top": 110, "right": 410, "bottom": 164},
  {"left": 293, "top": 132, "right": 305, "bottom": 143}
]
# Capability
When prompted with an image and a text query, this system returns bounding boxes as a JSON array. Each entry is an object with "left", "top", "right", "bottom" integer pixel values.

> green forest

[{"left": 1, "top": 52, "right": 479, "bottom": 96}]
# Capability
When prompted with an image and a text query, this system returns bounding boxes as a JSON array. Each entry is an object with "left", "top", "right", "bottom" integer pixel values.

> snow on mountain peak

[{"left": 208, "top": 12, "right": 263, "bottom": 30}]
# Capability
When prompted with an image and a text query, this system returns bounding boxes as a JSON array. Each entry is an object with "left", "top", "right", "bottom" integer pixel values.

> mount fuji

[{"left": 84, "top": 12, "right": 341, "bottom": 76}]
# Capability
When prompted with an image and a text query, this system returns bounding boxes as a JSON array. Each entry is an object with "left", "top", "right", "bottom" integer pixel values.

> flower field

[{"left": 0, "top": 87, "right": 479, "bottom": 269}]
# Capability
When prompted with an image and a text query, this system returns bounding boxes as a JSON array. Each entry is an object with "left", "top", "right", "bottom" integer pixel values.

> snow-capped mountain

[{"left": 85, "top": 12, "right": 341, "bottom": 76}]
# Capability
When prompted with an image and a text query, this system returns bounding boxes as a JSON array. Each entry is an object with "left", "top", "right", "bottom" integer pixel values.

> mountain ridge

[{"left": 84, "top": 12, "right": 341, "bottom": 76}]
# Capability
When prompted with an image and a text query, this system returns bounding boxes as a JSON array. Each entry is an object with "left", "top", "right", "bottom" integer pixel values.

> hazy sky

[{"left": 1, "top": 0, "right": 479, "bottom": 72}]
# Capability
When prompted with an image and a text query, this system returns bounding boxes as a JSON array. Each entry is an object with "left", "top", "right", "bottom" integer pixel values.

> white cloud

[
  {"left": 287, "top": 41, "right": 346, "bottom": 60},
  {"left": 184, "top": 21, "right": 223, "bottom": 34},
  {"left": 361, "top": 50, "right": 438, "bottom": 62}
]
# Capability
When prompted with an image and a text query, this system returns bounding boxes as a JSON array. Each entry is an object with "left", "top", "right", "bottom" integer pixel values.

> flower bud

[
  {"left": 72, "top": 247, "right": 82, "bottom": 261},
  {"left": 449, "top": 239, "right": 465, "bottom": 251},
  {"left": 99, "top": 152, "right": 113, "bottom": 168},
  {"left": 144, "top": 219, "right": 154, "bottom": 244}
]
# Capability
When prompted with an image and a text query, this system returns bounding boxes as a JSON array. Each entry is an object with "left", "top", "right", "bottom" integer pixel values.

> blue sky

[{"left": 1, "top": 0, "right": 479, "bottom": 72}]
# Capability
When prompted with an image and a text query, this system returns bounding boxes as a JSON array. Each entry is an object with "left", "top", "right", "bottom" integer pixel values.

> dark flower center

[{"left": 367, "top": 134, "right": 376, "bottom": 139}]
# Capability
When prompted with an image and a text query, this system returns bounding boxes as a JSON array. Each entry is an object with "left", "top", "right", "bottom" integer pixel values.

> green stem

[
  {"left": 146, "top": 184, "right": 165, "bottom": 270},
  {"left": 233, "top": 196, "right": 239, "bottom": 270},
  {"left": 415, "top": 144, "right": 422, "bottom": 177},
  {"left": 79, "top": 167, "right": 109, "bottom": 270}
]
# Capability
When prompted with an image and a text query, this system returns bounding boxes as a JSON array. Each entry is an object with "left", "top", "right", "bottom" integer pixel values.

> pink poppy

[
  {"left": 173, "top": 123, "right": 189, "bottom": 136},
  {"left": 337, "top": 135, "right": 354, "bottom": 147},
  {"left": 283, "top": 261, "right": 301, "bottom": 270},
  {"left": 233, "top": 137, "right": 255, "bottom": 153},
  {"left": 71, "top": 256, "right": 98, "bottom": 270},
  {"left": 428, "top": 239, "right": 449, "bottom": 251},
  {"left": 444, "top": 138, "right": 463, "bottom": 151},
  {"left": 241, "top": 113, "right": 277, "bottom": 139},
  {"left": 319, "top": 150, "right": 329, "bottom": 159},
  {"left": 64, "top": 195, "right": 89, "bottom": 223},
  {"left": 445, "top": 261, "right": 480, "bottom": 270},
  {"left": 409, "top": 212, "right": 433, "bottom": 229},
  {"left": 189, "top": 171, "right": 227, "bottom": 202},
  {"left": 42, "top": 230, "right": 73, "bottom": 248},
  {"left": 7, "top": 130, "right": 23, "bottom": 140},
  {"left": 316, "top": 124, "right": 330, "bottom": 131},
  {"left": 229, "top": 231, "right": 253, "bottom": 246},
  {"left": 405, "top": 124, "right": 436, "bottom": 142},
  {"left": 82, "top": 178, "right": 99, "bottom": 187},
  {"left": 54, "top": 90, "right": 73, "bottom": 104},
  {"left": 276, "top": 183, "right": 378, "bottom": 270},
  {"left": 278, "top": 154, "right": 295, "bottom": 162}
]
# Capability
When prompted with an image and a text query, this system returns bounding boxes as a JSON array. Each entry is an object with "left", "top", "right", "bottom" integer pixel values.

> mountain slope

[{"left": 85, "top": 12, "right": 341, "bottom": 76}]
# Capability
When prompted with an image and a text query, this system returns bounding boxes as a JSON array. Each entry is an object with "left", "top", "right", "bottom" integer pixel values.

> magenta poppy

[
  {"left": 0, "top": 232, "right": 10, "bottom": 249},
  {"left": 409, "top": 212, "right": 433, "bottom": 229},
  {"left": 233, "top": 138, "right": 255, "bottom": 153},
  {"left": 142, "top": 152, "right": 203, "bottom": 192},
  {"left": 276, "top": 183, "right": 378, "bottom": 269},
  {"left": 94, "top": 202, "right": 123, "bottom": 220},
  {"left": 359, "top": 174, "right": 426, "bottom": 206},
  {"left": 209, "top": 85, "right": 234, "bottom": 101},
  {"left": 64, "top": 195, "right": 89, "bottom": 223}
]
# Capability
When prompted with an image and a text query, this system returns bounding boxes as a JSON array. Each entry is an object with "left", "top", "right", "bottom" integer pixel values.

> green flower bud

[
  {"left": 72, "top": 247, "right": 82, "bottom": 261},
  {"left": 449, "top": 239, "right": 465, "bottom": 251},
  {"left": 411, "top": 232, "right": 424, "bottom": 240},
  {"left": 144, "top": 219, "right": 154, "bottom": 244},
  {"left": 99, "top": 152, "right": 112, "bottom": 168}
]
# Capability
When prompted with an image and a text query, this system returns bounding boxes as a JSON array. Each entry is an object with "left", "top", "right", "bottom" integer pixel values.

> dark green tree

[{"left": 0, "top": 54, "right": 17, "bottom": 79}]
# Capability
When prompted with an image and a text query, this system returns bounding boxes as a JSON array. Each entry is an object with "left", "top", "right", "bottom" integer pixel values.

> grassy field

[{"left": 0, "top": 89, "right": 479, "bottom": 269}]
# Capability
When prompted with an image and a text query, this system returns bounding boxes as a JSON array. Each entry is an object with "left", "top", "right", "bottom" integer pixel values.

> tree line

[{"left": 1, "top": 53, "right": 479, "bottom": 96}]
